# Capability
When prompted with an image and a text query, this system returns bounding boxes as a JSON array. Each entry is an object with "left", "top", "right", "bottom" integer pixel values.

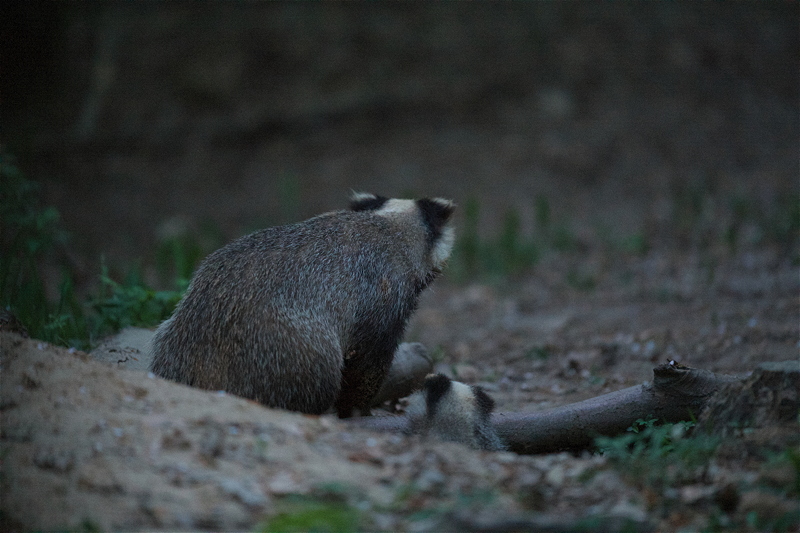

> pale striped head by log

[
  {"left": 405, "top": 373, "right": 507, "bottom": 451},
  {"left": 349, "top": 192, "right": 456, "bottom": 273}
]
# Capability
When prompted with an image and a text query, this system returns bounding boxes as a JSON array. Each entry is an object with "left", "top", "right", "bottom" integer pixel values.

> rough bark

[
  {"left": 696, "top": 360, "right": 799, "bottom": 437},
  {"left": 370, "top": 342, "right": 433, "bottom": 407},
  {"left": 353, "top": 362, "right": 745, "bottom": 454}
]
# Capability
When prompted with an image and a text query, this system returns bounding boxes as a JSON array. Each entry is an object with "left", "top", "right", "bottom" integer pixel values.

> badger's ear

[
  {"left": 416, "top": 198, "right": 455, "bottom": 232},
  {"left": 350, "top": 192, "right": 388, "bottom": 212},
  {"left": 472, "top": 385, "right": 496, "bottom": 417},
  {"left": 423, "top": 373, "right": 452, "bottom": 416}
]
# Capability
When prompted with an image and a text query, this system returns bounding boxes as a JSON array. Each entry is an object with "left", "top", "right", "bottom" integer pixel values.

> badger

[
  {"left": 149, "top": 192, "right": 455, "bottom": 418},
  {"left": 405, "top": 374, "right": 507, "bottom": 451}
]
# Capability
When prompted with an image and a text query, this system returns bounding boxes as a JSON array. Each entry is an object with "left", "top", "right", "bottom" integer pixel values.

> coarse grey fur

[
  {"left": 149, "top": 193, "right": 454, "bottom": 418},
  {"left": 405, "top": 374, "right": 507, "bottom": 451}
]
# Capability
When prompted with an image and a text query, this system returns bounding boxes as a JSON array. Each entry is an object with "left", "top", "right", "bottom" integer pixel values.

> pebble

[
  {"left": 268, "top": 471, "right": 306, "bottom": 495},
  {"left": 416, "top": 467, "right": 446, "bottom": 492},
  {"left": 643, "top": 340, "right": 656, "bottom": 357},
  {"left": 608, "top": 500, "right": 647, "bottom": 522},
  {"left": 679, "top": 484, "right": 716, "bottom": 504},
  {"left": 545, "top": 464, "right": 565, "bottom": 487},
  {"left": 33, "top": 447, "right": 75, "bottom": 472},
  {"left": 218, "top": 477, "right": 268, "bottom": 508}
]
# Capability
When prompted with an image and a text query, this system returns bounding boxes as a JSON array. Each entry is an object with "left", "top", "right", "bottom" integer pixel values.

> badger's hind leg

[
  {"left": 150, "top": 316, "right": 226, "bottom": 389},
  {"left": 149, "top": 316, "right": 181, "bottom": 380},
  {"left": 247, "top": 327, "right": 344, "bottom": 415},
  {"left": 335, "top": 347, "right": 396, "bottom": 418}
]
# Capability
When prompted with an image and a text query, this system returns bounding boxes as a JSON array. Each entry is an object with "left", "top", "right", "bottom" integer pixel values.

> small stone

[
  {"left": 415, "top": 466, "right": 445, "bottom": 492},
  {"left": 268, "top": 471, "right": 306, "bottom": 495},
  {"left": 33, "top": 447, "right": 75, "bottom": 472},
  {"left": 218, "top": 477, "right": 268, "bottom": 509},
  {"left": 545, "top": 464, "right": 565, "bottom": 487},
  {"left": 77, "top": 458, "right": 122, "bottom": 493},
  {"left": 608, "top": 499, "right": 647, "bottom": 522},
  {"left": 679, "top": 484, "right": 716, "bottom": 504},
  {"left": 162, "top": 427, "right": 192, "bottom": 450},
  {"left": 21, "top": 372, "right": 41, "bottom": 390},
  {"left": 199, "top": 422, "right": 226, "bottom": 461}
]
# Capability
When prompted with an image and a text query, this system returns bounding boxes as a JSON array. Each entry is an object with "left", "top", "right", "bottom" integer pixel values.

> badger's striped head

[
  {"left": 350, "top": 192, "right": 455, "bottom": 271},
  {"left": 421, "top": 373, "right": 495, "bottom": 424},
  {"left": 404, "top": 372, "right": 504, "bottom": 450}
]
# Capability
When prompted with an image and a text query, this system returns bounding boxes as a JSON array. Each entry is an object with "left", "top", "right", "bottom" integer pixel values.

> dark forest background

[{"left": 1, "top": 2, "right": 797, "bottom": 289}]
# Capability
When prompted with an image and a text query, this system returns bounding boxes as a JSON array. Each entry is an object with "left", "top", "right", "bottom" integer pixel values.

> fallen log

[
  {"left": 492, "top": 362, "right": 742, "bottom": 454},
  {"left": 353, "top": 362, "right": 744, "bottom": 454},
  {"left": 370, "top": 342, "right": 433, "bottom": 407}
]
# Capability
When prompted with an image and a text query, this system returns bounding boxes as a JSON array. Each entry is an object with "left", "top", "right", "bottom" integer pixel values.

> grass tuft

[
  {"left": 449, "top": 198, "right": 540, "bottom": 281},
  {"left": 261, "top": 493, "right": 362, "bottom": 533},
  {"left": 595, "top": 417, "right": 720, "bottom": 490}
]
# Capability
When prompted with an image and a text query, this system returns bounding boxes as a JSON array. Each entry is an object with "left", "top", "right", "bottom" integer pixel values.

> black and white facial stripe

[
  {"left": 405, "top": 373, "right": 506, "bottom": 451},
  {"left": 349, "top": 192, "right": 455, "bottom": 270},
  {"left": 416, "top": 198, "right": 456, "bottom": 249}
]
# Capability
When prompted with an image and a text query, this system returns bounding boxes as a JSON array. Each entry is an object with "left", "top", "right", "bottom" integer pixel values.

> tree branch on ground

[{"left": 354, "top": 362, "right": 745, "bottom": 454}]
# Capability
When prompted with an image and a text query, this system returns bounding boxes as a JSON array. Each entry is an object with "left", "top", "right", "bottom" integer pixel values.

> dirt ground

[
  {"left": 2, "top": 4, "right": 798, "bottom": 531},
  {"left": 2, "top": 247, "right": 798, "bottom": 531}
]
